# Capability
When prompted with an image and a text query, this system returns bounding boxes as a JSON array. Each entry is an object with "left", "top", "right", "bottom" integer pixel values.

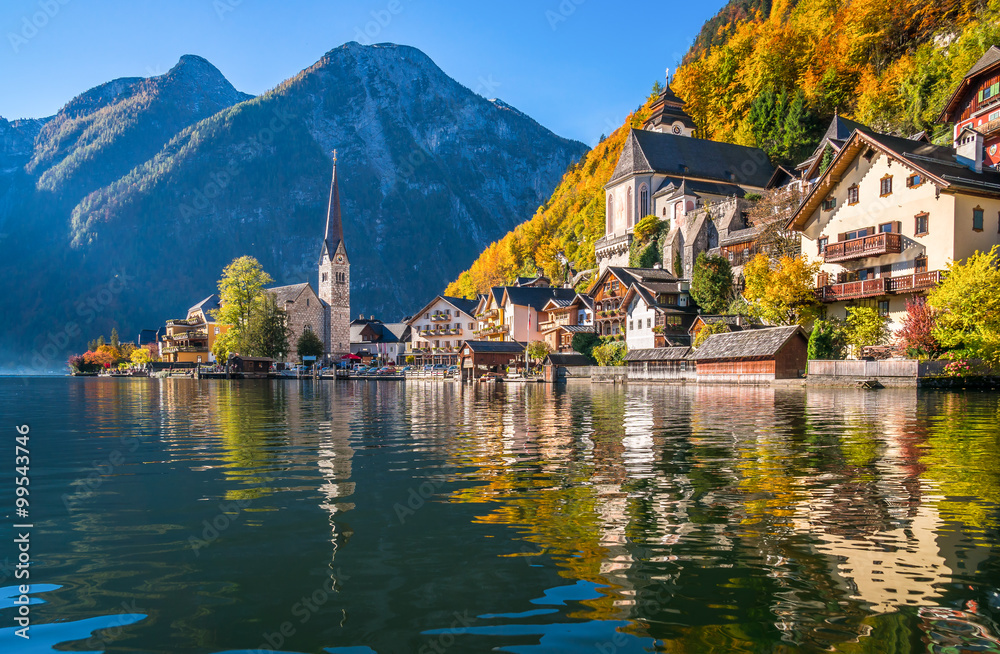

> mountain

[
  {"left": 0, "top": 43, "right": 587, "bottom": 371},
  {"left": 446, "top": 0, "right": 999, "bottom": 298}
]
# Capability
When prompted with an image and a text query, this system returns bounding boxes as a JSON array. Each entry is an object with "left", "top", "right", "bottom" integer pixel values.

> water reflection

[{"left": 1, "top": 379, "right": 999, "bottom": 653}]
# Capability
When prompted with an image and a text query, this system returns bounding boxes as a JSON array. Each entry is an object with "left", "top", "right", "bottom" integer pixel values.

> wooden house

[{"left": 691, "top": 325, "right": 807, "bottom": 383}]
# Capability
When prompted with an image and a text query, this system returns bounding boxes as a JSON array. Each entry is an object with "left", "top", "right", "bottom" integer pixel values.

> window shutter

[
  {"left": 981, "top": 89, "right": 986, "bottom": 102},
  {"left": 994, "top": 82, "right": 999, "bottom": 96},
  {"left": 838, "top": 232, "right": 846, "bottom": 242},
  {"left": 894, "top": 221, "right": 902, "bottom": 233},
  {"left": 867, "top": 226, "right": 875, "bottom": 236}
]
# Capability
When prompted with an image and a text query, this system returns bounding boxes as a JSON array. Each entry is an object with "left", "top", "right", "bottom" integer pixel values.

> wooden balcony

[
  {"left": 819, "top": 270, "right": 942, "bottom": 302},
  {"left": 886, "top": 270, "right": 941, "bottom": 293},
  {"left": 818, "top": 277, "right": 888, "bottom": 302},
  {"left": 823, "top": 232, "right": 902, "bottom": 263}
]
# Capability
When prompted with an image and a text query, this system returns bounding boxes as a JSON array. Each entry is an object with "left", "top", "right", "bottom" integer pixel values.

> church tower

[{"left": 318, "top": 153, "right": 351, "bottom": 360}]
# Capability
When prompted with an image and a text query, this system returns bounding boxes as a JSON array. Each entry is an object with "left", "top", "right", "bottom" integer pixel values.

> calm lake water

[{"left": 1, "top": 378, "right": 1000, "bottom": 653}]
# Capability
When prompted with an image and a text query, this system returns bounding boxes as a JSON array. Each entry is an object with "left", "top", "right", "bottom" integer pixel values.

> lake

[{"left": 1, "top": 377, "right": 999, "bottom": 653}]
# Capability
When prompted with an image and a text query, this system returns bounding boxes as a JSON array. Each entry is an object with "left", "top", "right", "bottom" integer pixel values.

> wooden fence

[
  {"left": 807, "top": 359, "right": 948, "bottom": 378},
  {"left": 627, "top": 362, "right": 696, "bottom": 381}
]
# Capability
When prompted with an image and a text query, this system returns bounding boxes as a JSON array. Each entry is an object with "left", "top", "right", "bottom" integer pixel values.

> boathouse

[
  {"left": 691, "top": 325, "right": 807, "bottom": 383},
  {"left": 459, "top": 340, "right": 526, "bottom": 380},
  {"left": 625, "top": 347, "right": 694, "bottom": 381}
]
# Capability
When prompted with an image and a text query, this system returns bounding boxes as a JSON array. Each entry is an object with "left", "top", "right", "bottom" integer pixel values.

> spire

[{"left": 321, "top": 151, "right": 345, "bottom": 262}]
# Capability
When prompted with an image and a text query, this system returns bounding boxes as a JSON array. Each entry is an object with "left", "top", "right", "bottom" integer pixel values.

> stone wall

[{"left": 283, "top": 287, "right": 326, "bottom": 363}]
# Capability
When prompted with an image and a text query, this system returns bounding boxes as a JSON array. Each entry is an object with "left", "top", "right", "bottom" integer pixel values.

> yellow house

[
  {"left": 161, "top": 295, "right": 232, "bottom": 364},
  {"left": 474, "top": 288, "right": 508, "bottom": 341},
  {"left": 788, "top": 128, "right": 1000, "bottom": 332}
]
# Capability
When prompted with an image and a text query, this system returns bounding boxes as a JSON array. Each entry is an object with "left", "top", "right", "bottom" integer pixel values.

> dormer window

[
  {"left": 822, "top": 197, "right": 837, "bottom": 211},
  {"left": 880, "top": 175, "right": 893, "bottom": 197},
  {"left": 847, "top": 184, "right": 859, "bottom": 205}
]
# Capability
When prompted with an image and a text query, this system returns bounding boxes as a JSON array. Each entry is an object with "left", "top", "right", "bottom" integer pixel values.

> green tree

[
  {"left": 807, "top": 319, "right": 846, "bottom": 360},
  {"left": 845, "top": 306, "right": 889, "bottom": 357},
  {"left": 296, "top": 328, "right": 325, "bottom": 361},
  {"left": 592, "top": 340, "right": 627, "bottom": 366},
  {"left": 571, "top": 332, "right": 600, "bottom": 363},
  {"left": 213, "top": 256, "right": 274, "bottom": 336},
  {"left": 110, "top": 327, "right": 120, "bottom": 349},
  {"left": 819, "top": 145, "right": 834, "bottom": 175},
  {"left": 629, "top": 215, "right": 665, "bottom": 268},
  {"left": 928, "top": 245, "right": 1000, "bottom": 366},
  {"left": 690, "top": 253, "right": 733, "bottom": 314},
  {"left": 212, "top": 330, "right": 238, "bottom": 363},
  {"left": 243, "top": 292, "right": 290, "bottom": 359}
]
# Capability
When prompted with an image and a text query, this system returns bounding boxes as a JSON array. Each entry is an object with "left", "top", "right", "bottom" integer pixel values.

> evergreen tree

[
  {"left": 244, "top": 292, "right": 290, "bottom": 359},
  {"left": 690, "top": 253, "right": 734, "bottom": 315},
  {"left": 296, "top": 329, "right": 325, "bottom": 361},
  {"left": 110, "top": 328, "right": 120, "bottom": 349}
]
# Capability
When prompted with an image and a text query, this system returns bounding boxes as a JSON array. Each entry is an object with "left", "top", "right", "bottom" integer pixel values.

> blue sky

[{"left": 0, "top": 0, "right": 720, "bottom": 146}]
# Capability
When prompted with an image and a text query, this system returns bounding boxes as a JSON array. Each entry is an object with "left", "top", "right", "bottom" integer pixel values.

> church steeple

[
  {"left": 642, "top": 68, "right": 696, "bottom": 136},
  {"left": 320, "top": 151, "right": 347, "bottom": 263}
]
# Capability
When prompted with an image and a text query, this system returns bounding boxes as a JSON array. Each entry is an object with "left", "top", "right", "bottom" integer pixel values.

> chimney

[
  {"left": 955, "top": 127, "right": 984, "bottom": 174},
  {"left": 653, "top": 262, "right": 662, "bottom": 270}
]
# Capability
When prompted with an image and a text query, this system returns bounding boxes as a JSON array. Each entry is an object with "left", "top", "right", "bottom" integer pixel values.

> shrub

[{"left": 592, "top": 341, "right": 627, "bottom": 366}]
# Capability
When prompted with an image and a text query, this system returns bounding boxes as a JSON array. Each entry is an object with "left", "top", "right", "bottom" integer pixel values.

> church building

[
  {"left": 597, "top": 71, "right": 775, "bottom": 276},
  {"left": 317, "top": 156, "right": 352, "bottom": 360}
]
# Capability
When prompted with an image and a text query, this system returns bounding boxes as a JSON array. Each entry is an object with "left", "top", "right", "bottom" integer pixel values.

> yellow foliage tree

[{"left": 742, "top": 253, "right": 821, "bottom": 326}]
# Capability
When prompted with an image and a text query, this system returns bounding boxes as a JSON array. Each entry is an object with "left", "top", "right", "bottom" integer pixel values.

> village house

[
  {"left": 160, "top": 295, "right": 231, "bottom": 364},
  {"left": 406, "top": 295, "right": 478, "bottom": 366},
  {"left": 939, "top": 45, "right": 1000, "bottom": 170},
  {"left": 691, "top": 325, "right": 808, "bottom": 383},
  {"left": 539, "top": 294, "right": 594, "bottom": 353},
  {"left": 473, "top": 287, "right": 508, "bottom": 341},
  {"left": 588, "top": 266, "right": 695, "bottom": 347},
  {"left": 472, "top": 282, "right": 576, "bottom": 345},
  {"left": 597, "top": 74, "right": 775, "bottom": 276},
  {"left": 350, "top": 316, "right": 409, "bottom": 364},
  {"left": 788, "top": 130, "right": 1000, "bottom": 331}
]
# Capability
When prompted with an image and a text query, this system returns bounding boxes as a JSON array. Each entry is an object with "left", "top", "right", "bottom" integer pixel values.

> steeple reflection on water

[{"left": 0, "top": 378, "right": 998, "bottom": 653}]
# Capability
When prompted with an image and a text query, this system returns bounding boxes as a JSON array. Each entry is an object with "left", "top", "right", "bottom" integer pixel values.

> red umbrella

[{"left": 341, "top": 353, "right": 362, "bottom": 360}]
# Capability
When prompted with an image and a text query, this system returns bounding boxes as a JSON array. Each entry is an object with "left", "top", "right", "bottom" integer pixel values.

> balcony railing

[
  {"left": 818, "top": 277, "right": 889, "bottom": 302},
  {"left": 886, "top": 270, "right": 941, "bottom": 293},
  {"left": 162, "top": 345, "right": 206, "bottom": 354},
  {"left": 429, "top": 313, "right": 450, "bottom": 322},
  {"left": 823, "top": 232, "right": 902, "bottom": 263}
]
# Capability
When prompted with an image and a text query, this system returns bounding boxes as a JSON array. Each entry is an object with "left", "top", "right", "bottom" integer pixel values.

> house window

[
  {"left": 915, "top": 212, "right": 928, "bottom": 236},
  {"left": 844, "top": 228, "right": 868, "bottom": 241},
  {"left": 973, "top": 206, "right": 984, "bottom": 231},
  {"left": 822, "top": 196, "right": 836, "bottom": 211},
  {"left": 214, "top": 327, "right": 220, "bottom": 335},
  {"left": 666, "top": 316, "right": 682, "bottom": 329},
  {"left": 647, "top": 318, "right": 651, "bottom": 328},
  {"left": 878, "top": 300, "right": 890, "bottom": 316},
  {"left": 665, "top": 295, "right": 677, "bottom": 305},
  {"left": 880, "top": 264, "right": 892, "bottom": 277},
  {"left": 906, "top": 174, "right": 922, "bottom": 187},
  {"left": 847, "top": 184, "right": 859, "bottom": 205},
  {"left": 322, "top": 272, "right": 328, "bottom": 282},
  {"left": 629, "top": 320, "right": 633, "bottom": 330},
  {"left": 306, "top": 298, "right": 310, "bottom": 307},
  {"left": 915, "top": 255, "right": 928, "bottom": 273},
  {"left": 468, "top": 322, "right": 473, "bottom": 329},
  {"left": 878, "top": 222, "right": 895, "bottom": 233},
  {"left": 880, "top": 175, "right": 893, "bottom": 197},
  {"left": 817, "top": 237, "right": 828, "bottom": 254},
  {"left": 611, "top": 280, "right": 619, "bottom": 292}
]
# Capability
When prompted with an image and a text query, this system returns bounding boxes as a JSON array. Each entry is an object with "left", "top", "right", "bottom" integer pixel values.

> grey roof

[
  {"left": 383, "top": 323, "right": 410, "bottom": 340},
  {"left": 609, "top": 129, "right": 774, "bottom": 188},
  {"left": 462, "top": 340, "right": 526, "bottom": 353},
  {"left": 719, "top": 224, "right": 765, "bottom": 247},
  {"left": 968, "top": 45, "right": 1000, "bottom": 78},
  {"left": 443, "top": 296, "right": 479, "bottom": 317},
  {"left": 268, "top": 282, "right": 310, "bottom": 305},
  {"left": 692, "top": 325, "right": 804, "bottom": 361},
  {"left": 625, "top": 347, "right": 691, "bottom": 362},
  {"left": 351, "top": 320, "right": 402, "bottom": 344},
  {"left": 545, "top": 352, "right": 593, "bottom": 366},
  {"left": 504, "top": 286, "right": 577, "bottom": 312},
  {"left": 653, "top": 176, "right": 748, "bottom": 199},
  {"left": 189, "top": 294, "right": 221, "bottom": 316},
  {"left": 562, "top": 325, "right": 595, "bottom": 333}
]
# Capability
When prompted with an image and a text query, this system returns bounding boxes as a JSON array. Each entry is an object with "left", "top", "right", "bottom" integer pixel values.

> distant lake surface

[{"left": 1, "top": 378, "right": 1000, "bottom": 653}]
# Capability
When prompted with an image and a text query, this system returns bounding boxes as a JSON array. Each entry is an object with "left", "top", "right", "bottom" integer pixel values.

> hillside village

[{"left": 74, "top": 46, "right": 1000, "bottom": 385}]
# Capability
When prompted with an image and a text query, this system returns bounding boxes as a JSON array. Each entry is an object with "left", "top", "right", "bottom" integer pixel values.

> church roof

[
  {"left": 642, "top": 76, "right": 697, "bottom": 131},
  {"left": 609, "top": 129, "right": 773, "bottom": 188},
  {"left": 319, "top": 158, "right": 347, "bottom": 263},
  {"left": 268, "top": 283, "right": 311, "bottom": 305}
]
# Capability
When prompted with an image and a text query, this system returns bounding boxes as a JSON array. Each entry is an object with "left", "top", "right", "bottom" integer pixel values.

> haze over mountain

[{"left": 0, "top": 42, "right": 587, "bottom": 371}]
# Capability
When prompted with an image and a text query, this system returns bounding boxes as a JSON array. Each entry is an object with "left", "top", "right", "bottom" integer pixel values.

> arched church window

[
  {"left": 627, "top": 188, "right": 633, "bottom": 228},
  {"left": 639, "top": 184, "right": 649, "bottom": 218},
  {"left": 607, "top": 195, "right": 614, "bottom": 232}
]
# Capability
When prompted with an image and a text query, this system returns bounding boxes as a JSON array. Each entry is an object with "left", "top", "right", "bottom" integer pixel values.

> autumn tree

[
  {"left": 742, "top": 253, "right": 821, "bottom": 326},
  {"left": 690, "top": 253, "right": 733, "bottom": 314},
  {"left": 746, "top": 186, "right": 804, "bottom": 259},
  {"left": 592, "top": 341, "right": 627, "bottom": 367},
  {"left": 896, "top": 296, "right": 939, "bottom": 359},
  {"left": 130, "top": 348, "right": 151, "bottom": 365},
  {"left": 526, "top": 341, "right": 551, "bottom": 363},
  {"left": 928, "top": 246, "right": 1000, "bottom": 366},
  {"left": 694, "top": 321, "right": 729, "bottom": 348},
  {"left": 214, "top": 256, "right": 274, "bottom": 336}
]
